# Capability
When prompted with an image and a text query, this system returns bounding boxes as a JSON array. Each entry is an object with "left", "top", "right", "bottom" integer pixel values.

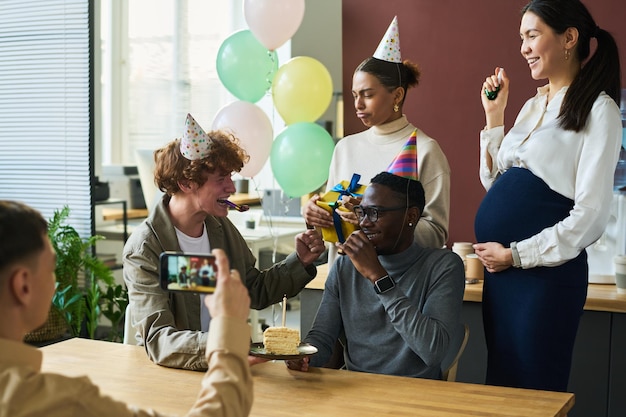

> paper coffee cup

[
  {"left": 465, "top": 253, "right": 484, "bottom": 281},
  {"left": 452, "top": 242, "right": 474, "bottom": 260},
  {"left": 614, "top": 255, "right": 626, "bottom": 294}
]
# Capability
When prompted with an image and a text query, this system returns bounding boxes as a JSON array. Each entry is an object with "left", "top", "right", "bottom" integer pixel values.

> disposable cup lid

[
  {"left": 452, "top": 242, "right": 473, "bottom": 248},
  {"left": 614, "top": 255, "right": 626, "bottom": 264}
]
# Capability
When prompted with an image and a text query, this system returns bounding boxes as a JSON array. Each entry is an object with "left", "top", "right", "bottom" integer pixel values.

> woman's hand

[
  {"left": 480, "top": 67, "right": 508, "bottom": 129},
  {"left": 335, "top": 195, "right": 361, "bottom": 225},
  {"left": 303, "top": 195, "right": 333, "bottom": 228},
  {"left": 473, "top": 242, "right": 514, "bottom": 273}
]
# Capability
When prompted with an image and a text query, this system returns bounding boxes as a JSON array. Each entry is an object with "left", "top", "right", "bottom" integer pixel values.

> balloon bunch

[{"left": 213, "top": 0, "right": 335, "bottom": 198}]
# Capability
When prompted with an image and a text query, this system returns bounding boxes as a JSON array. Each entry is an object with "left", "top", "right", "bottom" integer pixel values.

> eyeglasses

[{"left": 353, "top": 205, "right": 407, "bottom": 223}]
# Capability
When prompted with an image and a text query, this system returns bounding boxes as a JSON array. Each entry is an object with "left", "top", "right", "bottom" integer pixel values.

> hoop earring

[{"left": 393, "top": 104, "right": 399, "bottom": 112}]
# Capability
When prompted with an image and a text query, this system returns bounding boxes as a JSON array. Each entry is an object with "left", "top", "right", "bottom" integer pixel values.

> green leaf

[{"left": 48, "top": 206, "right": 117, "bottom": 339}]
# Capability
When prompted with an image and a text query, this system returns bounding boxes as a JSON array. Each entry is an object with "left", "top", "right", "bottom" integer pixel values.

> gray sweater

[{"left": 305, "top": 243, "right": 464, "bottom": 379}]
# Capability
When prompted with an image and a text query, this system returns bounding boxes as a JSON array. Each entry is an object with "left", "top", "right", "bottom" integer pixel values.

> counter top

[
  {"left": 463, "top": 280, "right": 626, "bottom": 313},
  {"left": 308, "top": 263, "right": 626, "bottom": 314}
]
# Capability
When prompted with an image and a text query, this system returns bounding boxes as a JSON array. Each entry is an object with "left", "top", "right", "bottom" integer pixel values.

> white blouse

[{"left": 479, "top": 85, "right": 622, "bottom": 268}]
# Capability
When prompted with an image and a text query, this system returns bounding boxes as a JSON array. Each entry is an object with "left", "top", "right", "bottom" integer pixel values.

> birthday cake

[{"left": 263, "top": 326, "right": 300, "bottom": 355}]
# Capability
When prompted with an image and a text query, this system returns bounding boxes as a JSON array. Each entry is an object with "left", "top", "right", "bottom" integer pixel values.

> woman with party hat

[
  {"left": 123, "top": 114, "right": 325, "bottom": 371},
  {"left": 303, "top": 16, "right": 451, "bottom": 264}
]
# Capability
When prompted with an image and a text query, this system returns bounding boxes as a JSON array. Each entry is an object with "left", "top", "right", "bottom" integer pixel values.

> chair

[
  {"left": 441, "top": 323, "right": 470, "bottom": 382},
  {"left": 135, "top": 148, "right": 164, "bottom": 213},
  {"left": 123, "top": 305, "right": 139, "bottom": 345}
]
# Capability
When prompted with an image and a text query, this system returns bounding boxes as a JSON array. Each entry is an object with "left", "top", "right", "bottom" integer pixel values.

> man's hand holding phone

[
  {"left": 208, "top": 249, "right": 267, "bottom": 366},
  {"left": 205, "top": 249, "right": 250, "bottom": 320},
  {"left": 160, "top": 252, "right": 219, "bottom": 293}
]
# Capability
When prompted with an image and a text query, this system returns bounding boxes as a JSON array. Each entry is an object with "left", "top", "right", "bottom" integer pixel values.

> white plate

[{"left": 249, "top": 342, "right": 318, "bottom": 360}]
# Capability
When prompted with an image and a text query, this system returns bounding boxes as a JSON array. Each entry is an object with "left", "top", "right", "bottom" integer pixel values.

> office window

[
  {"left": 98, "top": 0, "right": 290, "bottom": 191},
  {"left": 0, "top": 0, "right": 93, "bottom": 237},
  {"left": 100, "top": 0, "right": 241, "bottom": 166}
]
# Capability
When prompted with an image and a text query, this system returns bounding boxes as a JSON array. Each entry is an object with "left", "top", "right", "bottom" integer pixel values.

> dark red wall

[{"left": 342, "top": 0, "right": 626, "bottom": 246}]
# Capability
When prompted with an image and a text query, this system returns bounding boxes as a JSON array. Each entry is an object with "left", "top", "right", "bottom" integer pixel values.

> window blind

[{"left": 0, "top": 0, "right": 93, "bottom": 237}]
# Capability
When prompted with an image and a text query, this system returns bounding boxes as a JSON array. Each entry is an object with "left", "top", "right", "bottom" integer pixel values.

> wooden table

[{"left": 40, "top": 338, "right": 574, "bottom": 416}]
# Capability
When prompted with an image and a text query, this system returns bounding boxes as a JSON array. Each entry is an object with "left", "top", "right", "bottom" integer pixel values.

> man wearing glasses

[{"left": 287, "top": 171, "right": 465, "bottom": 379}]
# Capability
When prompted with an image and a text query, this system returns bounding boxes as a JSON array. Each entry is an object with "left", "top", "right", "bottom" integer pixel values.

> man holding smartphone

[
  {"left": 0, "top": 200, "right": 253, "bottom": 417},
  {"left": 123, "top": 114, "right": 325, "bottom": 370}
]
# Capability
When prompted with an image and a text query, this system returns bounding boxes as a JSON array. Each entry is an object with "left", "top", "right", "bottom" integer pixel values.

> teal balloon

[
  {"left": 270, "top": 122, "right": 335, "bottom": 197},
  {"left": 216, "top": 30, "right": 278, "bottom": 103}
]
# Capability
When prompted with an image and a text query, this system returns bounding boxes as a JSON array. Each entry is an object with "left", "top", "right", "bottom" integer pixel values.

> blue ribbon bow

[
  {"left": 329, "top": 173, "right": 363, "bottom": 243},
  {"left": 330, "top": 173, "right": 364, "bottom": 199}
]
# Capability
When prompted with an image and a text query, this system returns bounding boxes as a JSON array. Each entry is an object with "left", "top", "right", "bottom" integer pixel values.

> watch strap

[{"left": 510, "top": 241, "right": 522, "bottom": 268}]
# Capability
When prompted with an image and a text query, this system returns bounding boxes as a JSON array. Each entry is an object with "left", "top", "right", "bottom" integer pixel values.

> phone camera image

[{"left": 159, "top": 252, "right": 218, "bottom": 294}]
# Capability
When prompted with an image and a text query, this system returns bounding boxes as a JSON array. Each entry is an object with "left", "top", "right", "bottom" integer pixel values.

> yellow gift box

[{"left": 315, "top": 174, "right": 367, "bottom": 243}]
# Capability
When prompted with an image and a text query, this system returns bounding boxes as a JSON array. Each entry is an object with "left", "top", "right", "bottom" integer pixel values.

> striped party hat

[
  {"left": 386, "top": 129, "right": 418, "bottom": 180},
  {"left": 180, "top": 113, "right": 213, "bottom": 160},
  {"left": 373, "top": 16, "right": 402, "bottom": 63}
]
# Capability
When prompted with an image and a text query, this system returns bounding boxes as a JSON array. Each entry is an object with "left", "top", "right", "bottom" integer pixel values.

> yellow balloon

[{"left": 272, "top": 56, "right": 333, "bottom": 124}]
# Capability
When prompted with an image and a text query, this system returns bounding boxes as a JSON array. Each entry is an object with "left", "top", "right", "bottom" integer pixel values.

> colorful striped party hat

[
  {"left": 373, "top": 16, "right": 402, "bottom": 63},
  {"left": 180, "top": 113, "right": 213, "bottom": 160},
  {"left": 386, "top": 129, "right": 418, "bottom": 180}
]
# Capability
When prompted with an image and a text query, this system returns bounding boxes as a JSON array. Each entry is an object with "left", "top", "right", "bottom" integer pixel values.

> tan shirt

[{"left": 0, "top": 317, "right": 252, "bottom": 417}]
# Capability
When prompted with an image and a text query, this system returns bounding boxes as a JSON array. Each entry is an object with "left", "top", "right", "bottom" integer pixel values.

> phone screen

[{"left": 159, "top": 252, "right": 217, "bottom": 294}]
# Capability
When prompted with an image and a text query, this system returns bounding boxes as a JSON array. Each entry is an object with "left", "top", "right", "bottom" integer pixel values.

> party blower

[
  {"left": 485, "top": 68, "right": 504, "bottom": 100},
  {"left": 219, "top": 199, "right": 249, "bottom": 212}
]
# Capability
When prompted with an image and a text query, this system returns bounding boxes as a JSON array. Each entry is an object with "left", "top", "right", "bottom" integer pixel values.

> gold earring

[
  {"left": 393, "top": 104, "right": 399, "bottom": 112},
  {"left": 565, "top": 49, "right": 570, "bottom": 60}
]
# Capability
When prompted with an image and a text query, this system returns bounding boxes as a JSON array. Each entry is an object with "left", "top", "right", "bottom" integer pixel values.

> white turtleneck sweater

[{"left": 326, "top": 115, "right": 451, "bottom": 263}]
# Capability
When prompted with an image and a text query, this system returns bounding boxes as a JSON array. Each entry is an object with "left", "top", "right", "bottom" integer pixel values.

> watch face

[{"left": 375, "top": 276, "right": 395, "bottom": 293}]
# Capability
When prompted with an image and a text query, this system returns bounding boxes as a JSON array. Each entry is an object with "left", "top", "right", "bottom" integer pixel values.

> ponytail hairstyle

[
  {"left": 522, "top": 0, "right": 621, "bottom": 132},
  {"left": 355, "top": 57, "right": 421, "bottom": 106}
]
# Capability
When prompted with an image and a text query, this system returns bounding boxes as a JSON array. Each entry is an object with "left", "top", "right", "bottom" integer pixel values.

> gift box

[{"left": 316, "top": 173, "right": 367, "bottom": 243}]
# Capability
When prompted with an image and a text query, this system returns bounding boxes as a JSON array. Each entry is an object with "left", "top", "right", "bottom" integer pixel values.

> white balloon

[
  {"left": 212, "top": 101, "right": 273, "bottom": 178},
  {"left": 243, "top": 0, "right": 305, "bottom": 51}
]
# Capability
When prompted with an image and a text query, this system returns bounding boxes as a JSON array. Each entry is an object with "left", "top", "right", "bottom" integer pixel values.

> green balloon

[
  {"left": 216, "top": 30, "right": 278, "bottom": 103},
  {"left": 270, "top": 122, "right": 335, "bottom": 198}
]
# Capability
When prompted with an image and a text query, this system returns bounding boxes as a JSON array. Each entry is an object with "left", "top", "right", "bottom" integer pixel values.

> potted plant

[
  {"left": 25, "top": 206, "right": 117, "bottom": 342},
  {"left": 100, "top": 283, "right": 129, "bottom": 342}
]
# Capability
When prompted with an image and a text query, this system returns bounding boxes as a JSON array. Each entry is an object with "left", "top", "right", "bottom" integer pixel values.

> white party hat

[
  {"left": 180, "top": 113, "right": 212, "bottom": 160},
  {"left": 373, "top": 16, "right": 402, "bottom": 63}
]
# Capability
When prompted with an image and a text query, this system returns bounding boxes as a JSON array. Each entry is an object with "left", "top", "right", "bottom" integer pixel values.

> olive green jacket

[{"left": 123, "top": 195, "right": 316, "bottom": 370}]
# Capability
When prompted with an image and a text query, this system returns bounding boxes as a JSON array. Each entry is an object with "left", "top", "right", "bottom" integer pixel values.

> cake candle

[{"left": 281, "top": 294, "right": 287, "bottom": 327}]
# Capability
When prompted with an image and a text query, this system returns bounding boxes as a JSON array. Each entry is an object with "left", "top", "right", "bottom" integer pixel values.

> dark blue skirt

[{"left": 475, "top": 167, "right": 587, "bottom": 392}]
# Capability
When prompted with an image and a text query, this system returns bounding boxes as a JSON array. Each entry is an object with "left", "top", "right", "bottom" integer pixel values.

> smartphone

[{"left": 159, "top": 252, "right": 217, "bottom": 294}]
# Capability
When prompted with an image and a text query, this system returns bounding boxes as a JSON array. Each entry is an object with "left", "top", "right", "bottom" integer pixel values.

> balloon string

[{"left": 266, "top": 50, "right": 275, "bottom": 91}]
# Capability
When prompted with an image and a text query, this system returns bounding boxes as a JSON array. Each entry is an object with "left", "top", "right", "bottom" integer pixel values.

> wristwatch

[
  {"left": 374, "top": 275, "right": 395, "bottom": 294},
  {"left": 510, "top": 241, "right": 522, "bottom": 268}
]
